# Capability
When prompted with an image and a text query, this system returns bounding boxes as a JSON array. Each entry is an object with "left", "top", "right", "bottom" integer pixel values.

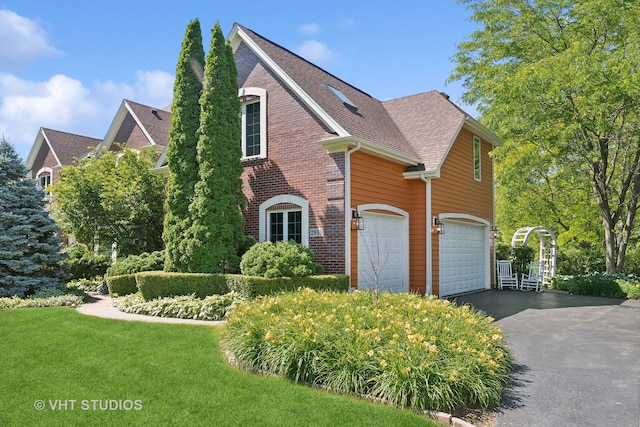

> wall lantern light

[
  {"left": 351, "top": 209, "right": 365, "bottom": 231},
  {"left": 432, "top": 217, "right": 445, "bottom": 235},
  {"left": 490, "top": 225, "right": 500, "bottom": 240}
]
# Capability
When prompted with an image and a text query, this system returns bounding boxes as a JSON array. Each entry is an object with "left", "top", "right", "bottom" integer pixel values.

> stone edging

[{"left": 425, "top": 411, "right": 477, "bottom": 427}]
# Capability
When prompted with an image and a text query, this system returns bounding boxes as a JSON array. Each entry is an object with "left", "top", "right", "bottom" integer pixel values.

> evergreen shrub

[
  {"left": 61, "top": 243, "right": 110, "bottom": 280},
  {"left": 551, "top": 274, "right": 640, "bottom": 299},
  {"left": 106, "top": 274, "right": 138, "bottom": 297},
  {"left": 240, "top": 241, "right": 323, "bottom": 278},
  {"left": 107, "top": 251, "right": 165, "bottom": 277}
]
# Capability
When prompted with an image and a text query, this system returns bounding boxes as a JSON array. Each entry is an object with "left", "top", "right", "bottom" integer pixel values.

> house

[
  {"left": 154, "top": 23, "right": 502, "bottom": 297},
  {"left": 25, "top": 128, "right": 101, "bottom": 189},
  {"left": 95, "top": 99, "right": 170, "bottom": 155},
  {"left": 26, "top": 99, "right": 170, "bottom": 186}
]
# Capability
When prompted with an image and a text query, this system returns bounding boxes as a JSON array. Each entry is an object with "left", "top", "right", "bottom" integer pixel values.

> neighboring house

[
  {"left": 95, "top": 99, "right": 170, "bottom": 155},
  {"left": 26, "top": 99, "right": 170, "bottom": 186},
  {"left": 25, "top": 128, "right": 101, "bottom": 190},
  {"left": 154, "top": 23, "right": 502, "bottom": 297},
  {"left": 25, "top": 101, "right": 170, "bottom": 250}
]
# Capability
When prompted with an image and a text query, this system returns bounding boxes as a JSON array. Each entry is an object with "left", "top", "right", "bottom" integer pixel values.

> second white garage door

[
  {"left": 357, "top": 212, "right": 408, "bottom": 293},
  {"left": 439, "top": 220, "right": 489, "bottom": 297}
]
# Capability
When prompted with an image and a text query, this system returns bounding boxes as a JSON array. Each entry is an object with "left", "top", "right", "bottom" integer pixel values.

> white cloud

[
  {"left": 0, "top": 69, "right": 174, "bottom": 160},
  {"left": 296, "top": 40, "right": 338, "bottom": 65},
  {"left": 0, "top": 73, "right": 99, "bottom": 155},
  {"left": 133, "top": 70, "right": 174, "bottom": 108},
  {"left": 0, "top": 9, "right": 62, "bottom": 67},
  {"left": 299, "top": 23, "right": 321, "bottom": 34},
  {"left": 339, "top": 18, "right": 355, "bottom": 30},
  {"left": 96, "top": 70, "right": 173, "bottom": 109}
]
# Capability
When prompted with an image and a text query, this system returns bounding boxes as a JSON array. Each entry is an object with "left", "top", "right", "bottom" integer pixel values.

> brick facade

[{"left": 236, "top": 42, "right": 346, "bottom": 274}]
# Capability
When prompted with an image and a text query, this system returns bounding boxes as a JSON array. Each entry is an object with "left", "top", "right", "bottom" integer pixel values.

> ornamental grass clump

[{"left": 222, "top": 288, "right": 511, "bottom": 412}]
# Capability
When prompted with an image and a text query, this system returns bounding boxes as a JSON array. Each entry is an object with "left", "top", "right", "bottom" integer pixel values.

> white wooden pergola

[{"left": 511, "top": 226, "right": 558, "bottom": 285}]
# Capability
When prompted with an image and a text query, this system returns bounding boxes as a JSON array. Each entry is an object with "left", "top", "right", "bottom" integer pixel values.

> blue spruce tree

[{"left": 0, "top": 138, "right": 66, "bottom": 296}]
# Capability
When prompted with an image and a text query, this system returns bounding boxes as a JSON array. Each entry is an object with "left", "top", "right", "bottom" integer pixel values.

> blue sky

[{"left": 0, "top": 1, "right": 478, "bottom": 161}]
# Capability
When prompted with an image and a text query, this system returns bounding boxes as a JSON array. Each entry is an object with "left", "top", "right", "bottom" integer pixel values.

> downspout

[
  {"left": 421, "top": 174, "right": 432, "bottom": 296},
  {"left": 345, "top": 142, "right": 362, "bottom": 288}
]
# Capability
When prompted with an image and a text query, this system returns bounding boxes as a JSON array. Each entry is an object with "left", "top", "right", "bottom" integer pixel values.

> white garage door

[
  {"left": 358, "top": 212, "right": 408, "bottom": 293},
  {"left": 439, "top": 220, "right": 488, "bottom": 297}
]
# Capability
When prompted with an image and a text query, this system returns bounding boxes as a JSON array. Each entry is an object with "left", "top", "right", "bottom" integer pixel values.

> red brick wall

[{"left": 236, "top": 42, "right": 347, "bottom": 274}]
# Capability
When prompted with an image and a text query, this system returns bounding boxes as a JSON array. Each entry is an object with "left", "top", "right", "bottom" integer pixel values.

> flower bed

[
  {"left": 222, "top": 289, "right": 511, "bottom": 412},
  {"left": 112, "top": 292, "right": 243, "bottom": 321}
]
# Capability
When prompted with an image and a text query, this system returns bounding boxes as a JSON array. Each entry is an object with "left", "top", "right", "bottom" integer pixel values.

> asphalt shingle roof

[{"left": 41, "top": 128, "right": 100, "bottom": 165}]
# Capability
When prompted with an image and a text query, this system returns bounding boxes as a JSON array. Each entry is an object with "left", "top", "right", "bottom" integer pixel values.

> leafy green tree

[
  {"left": 0, "top": 138, "right": 66, "bottom": 296},
  {"left": 163, "top": 18, "right": 205, "bottom": 272},
  {"left": 184, "top": 23, "right": 245, "bottom": 273},
  {"left": 50, "top": 147, "right": 164, "bottom": 258},
  {"left": 451, "top": 0, "right": 640, "bottom": 273}
]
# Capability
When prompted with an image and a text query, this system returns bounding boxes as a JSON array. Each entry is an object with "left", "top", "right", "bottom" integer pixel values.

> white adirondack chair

[
  {"left": 496, "top": 260, "right": 519, "bottom": 290},
  {"left": 520, "top": 261, "right": 544, "bottom": 292}
]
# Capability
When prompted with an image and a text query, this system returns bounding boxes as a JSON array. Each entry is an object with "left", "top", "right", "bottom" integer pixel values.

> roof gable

[
  {"left": 97, "top": 99, "right": 170, "bottom": 153},
  {"left": 26, "top": 127, "right": 100, "bottom": 171},
  {"left": 230, "top": 24, "right": 420, "bottom": 162},
  {"left": 383, "top": 91, "right": 467, "bottom": 172}
]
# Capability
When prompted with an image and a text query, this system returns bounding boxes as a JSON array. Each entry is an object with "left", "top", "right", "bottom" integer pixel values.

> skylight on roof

[{"left": 324, "top": 84, "right": 358, "bottom": 111}]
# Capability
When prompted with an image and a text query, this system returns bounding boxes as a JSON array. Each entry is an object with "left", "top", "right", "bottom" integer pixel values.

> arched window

[
  {"left": 259, "top": 195, "right": 309, "bottom": 246},
  {"left": 35, "top": 167, "right": 53, "bottom": 190}
]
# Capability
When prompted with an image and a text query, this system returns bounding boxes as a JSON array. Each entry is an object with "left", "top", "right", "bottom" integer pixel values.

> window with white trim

[
  {"left": 259, "top": 195, "right": 309, "bottom": 247},
  {"left": 240, "top": 87, "right": 267, "bottom": 159},
  {"left": 473, "top": 135, "right": 481, "bottom": 181},
  {"left": 269, "top": 209, "right": 302, "bottom": 244},
  {"left": 35, "top": 167, "right": 53, "bottom": 190},
  {"left": 38, "top": 174, "right": 51, "bottom": 189}
]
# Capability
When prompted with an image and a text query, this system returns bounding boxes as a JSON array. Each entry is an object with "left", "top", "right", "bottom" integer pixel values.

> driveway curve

[{"left": 453, "top": 290, "right": 640, "bottom": 427}]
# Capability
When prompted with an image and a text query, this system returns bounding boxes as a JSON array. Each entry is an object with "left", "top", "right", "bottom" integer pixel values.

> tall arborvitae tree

[
  {"left": 185, "top": 22, "right": 245, "bottom": 273},
  {"left": 0, "top": 138, "right": 66, "bottom": 297},
  {"left": 163, "top": 18, "right": 205, "bottom": 272}
]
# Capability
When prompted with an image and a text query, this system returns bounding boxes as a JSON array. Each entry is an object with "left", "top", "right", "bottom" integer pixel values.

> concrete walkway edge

[{"left": 76, "top": 292, "right": 224, "bottom": 326}]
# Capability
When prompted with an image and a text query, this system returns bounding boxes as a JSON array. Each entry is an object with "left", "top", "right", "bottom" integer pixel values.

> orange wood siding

[
  {"left": 350, "top": 151, "right": 427, "bottom": 294},
  {"left": 431, "top": 128, "right": 495, "bottom": 295}
]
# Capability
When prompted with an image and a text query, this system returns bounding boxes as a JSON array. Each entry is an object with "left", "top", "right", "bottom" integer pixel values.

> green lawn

[{"left": 0, "top": 308, "right": 439, "bottom": 427}]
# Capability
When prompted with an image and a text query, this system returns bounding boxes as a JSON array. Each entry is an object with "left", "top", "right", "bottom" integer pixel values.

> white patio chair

[
  {"left": 520, "top": 261, "right": 544, "bottom": 292},
  {"left": 496, "top": 260, "right": 519, "bottom": 290}
]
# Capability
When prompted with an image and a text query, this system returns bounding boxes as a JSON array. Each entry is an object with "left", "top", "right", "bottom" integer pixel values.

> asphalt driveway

[{"left": 451, "top": 290, "right": 640, "bottom": 427}]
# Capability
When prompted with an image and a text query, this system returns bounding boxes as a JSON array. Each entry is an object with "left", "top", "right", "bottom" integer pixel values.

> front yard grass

[{"left": 0, "top": 307, "right": 438, "bottom": 427}]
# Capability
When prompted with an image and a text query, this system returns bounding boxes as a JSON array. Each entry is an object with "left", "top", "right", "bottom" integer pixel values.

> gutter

[
  {"left": 420, "top": 174, "right": 433, "bottom": 296},
  {"left": 345, "top": 141, "right": 362, "bottom": 286}
]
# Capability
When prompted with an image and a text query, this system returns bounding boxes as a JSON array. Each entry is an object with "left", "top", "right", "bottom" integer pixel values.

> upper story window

[
  {"left": 473, "top": 135, "right": 481, "bottom": 182},
  {"left": 240, "top": 87, "right": 267, "bottom": 159}
]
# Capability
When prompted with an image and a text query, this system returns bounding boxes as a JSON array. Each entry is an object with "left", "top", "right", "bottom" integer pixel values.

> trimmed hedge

[
  {"left": 136, "top": 271, "right": 228, "bottom": 301},
  {"left": 106, "top": 274, "right": 138, "bottom": 297},
  {"left": 118, "top": 271, "right": 350, "bottom": 301},
  {"left": 226, "top": 274, "right": 350, "bottom": 298}
]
